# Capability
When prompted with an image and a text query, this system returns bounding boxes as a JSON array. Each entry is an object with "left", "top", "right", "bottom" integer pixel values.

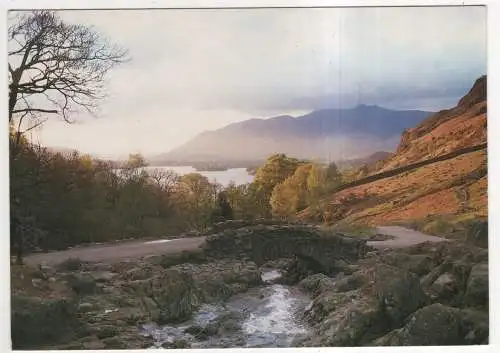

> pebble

[
  {"left": 31, "top": 278, "right": 43, "bottom": 288},
  {"left": 78, "top": 302, "right": 94, "bottom": 312}
]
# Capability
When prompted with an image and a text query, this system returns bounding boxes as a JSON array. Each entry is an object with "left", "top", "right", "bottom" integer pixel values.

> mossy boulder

[
  {"left": 11, "top": 296, "right": 80, "bottom": 349},
  {"left": 464, "top": 263, "right": 488, "bottom": 309},
  {"left": 299, "top": 273, "right": 336, "bottom": 298},
  {"left": 374, "top": 304, "right": 463, "bottom": 346},
  {"left": 374, "top": 264, "right": 428, "bottom": 328}
]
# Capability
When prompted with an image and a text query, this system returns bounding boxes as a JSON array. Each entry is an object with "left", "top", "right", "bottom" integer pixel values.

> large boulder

[
  {"left": 304, "top": 291, "right": 358, "bottom": 323},
  {"left": 129, "top": 269, "right": 202, "bottom": 324},
  {"left": 374, "top": 303, "right": 488, "bottom": 346},
  {"left": 464, "top": 263, "right": 488, "bottom": 309},
  {"left": 11, "top": 296, "right": 81, "bottom": 349},
  {"left": 374, "top": 264, "right": 428, "bottom": 327},
  {"left": 299, "top": 273, "right": 336, "bottom": 298},
  {"left": 374, "top": 303, "right": 463, "bottom": 346},
  {"left": 427, "top": 272, "right": 459, "bottom": 303},
  {"left": 460, "top": 309, "right": 489, "bottom": 345},
  {"left": 334, "top": 271, "right": 367, "bottom": 293},
  {"left": 321, "top": 299, "right": 380, "bottom": 346},
  {"left": 424, "top": 260, "right": 472, "bottom": 305}
]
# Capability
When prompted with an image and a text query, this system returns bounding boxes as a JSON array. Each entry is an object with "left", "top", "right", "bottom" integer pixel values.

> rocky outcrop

[
  {"left": 465, "top": 220, "right": 488, "bottom": 249},
  {"left": 11, "top": 221, "right": 489, "bottom": 349},
  {"left": 11, "top": 296, "right": 81, "bottom": 349},
  {"left": 298, "top": 237, "right": 489, "bottom": 347},
  {"left": 374, "top": 303, "right": 464, "bottom": 346},
  {"left": 11, "top": 257, "right": 262, "bottom": 350},
  {"left": 374, "top": 264, "right": 428, "bottom": 327},
  {"left": 374, "top": 303, "right": 488, "bottom": 346}
]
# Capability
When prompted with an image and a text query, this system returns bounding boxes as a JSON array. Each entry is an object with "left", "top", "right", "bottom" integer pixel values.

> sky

[{"left": 11, "top": 6, "right": 486, "bottom": 159}]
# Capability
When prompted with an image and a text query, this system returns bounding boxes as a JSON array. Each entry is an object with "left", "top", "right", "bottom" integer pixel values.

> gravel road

[
  {"left": 368, "top": 226, "right": 447, "bottom": 249},
  {"left": 24, "top": 237, "right": 206, "bottom": 266}
]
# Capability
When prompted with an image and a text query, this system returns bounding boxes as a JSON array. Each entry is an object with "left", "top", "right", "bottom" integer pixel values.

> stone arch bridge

[{"left": 201, "top": 222, "right": 368, "bottom": 273}]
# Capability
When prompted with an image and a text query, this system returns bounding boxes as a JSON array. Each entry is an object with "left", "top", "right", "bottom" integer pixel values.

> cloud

[{"left": 11, "top": 6, "right": 486, "bottom": 156}]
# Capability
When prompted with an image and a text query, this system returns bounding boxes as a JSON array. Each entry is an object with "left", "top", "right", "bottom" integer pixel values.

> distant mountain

[{"left": 156, "top": 105, "right": 432, "bottom": 163}]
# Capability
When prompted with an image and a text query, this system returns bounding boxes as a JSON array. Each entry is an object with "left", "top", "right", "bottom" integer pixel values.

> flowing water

[{"left": 143, "top": 270, "right": 312, "bottom": 348}]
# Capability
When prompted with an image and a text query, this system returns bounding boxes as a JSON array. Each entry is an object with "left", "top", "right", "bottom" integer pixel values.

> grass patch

[{"left": 390, "top": 213, "right": 487, "bottom": 239}]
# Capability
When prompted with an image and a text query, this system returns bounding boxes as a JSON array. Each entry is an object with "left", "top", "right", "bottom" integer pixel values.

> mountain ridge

[{"left": 155, "top": 104, "right": 432, "bottom": 163}]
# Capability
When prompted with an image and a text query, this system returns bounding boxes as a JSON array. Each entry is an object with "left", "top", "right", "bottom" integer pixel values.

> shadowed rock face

[
  {"left": 202, "top": 224, "right": 367, "bottom": 273},
  {"left": 465, "top": 220, "right": 488, "bottom": 249}
]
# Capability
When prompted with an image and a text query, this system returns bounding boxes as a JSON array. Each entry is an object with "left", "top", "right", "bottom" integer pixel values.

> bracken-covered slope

[
  {"left": 298, "top": 76, "right": 487, "bottom": 234},
  {"left": 378, "top": 75, "right": 486, "bottom": 172}
]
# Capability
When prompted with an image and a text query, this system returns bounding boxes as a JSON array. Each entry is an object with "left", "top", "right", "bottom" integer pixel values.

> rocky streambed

[
  {"left": 144, "top": 269, "right": 312, "bottom": 348},
  {"left": 11, "top": 221, "right": 490, "bottom": 349}
]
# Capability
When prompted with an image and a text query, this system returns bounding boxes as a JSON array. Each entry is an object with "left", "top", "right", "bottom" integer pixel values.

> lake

[{"left": 143, "top": 166, "right": 254, "bottom": 187}]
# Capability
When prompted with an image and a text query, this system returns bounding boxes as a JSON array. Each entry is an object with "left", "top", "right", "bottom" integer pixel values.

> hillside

[
  {"left": 336, "top": 151, "right": 392, "bottom": 170},
  {"left": 378, "top": 76, "right": 486, "bottom": 171},
  {"left": 157, "top": 105, "right": 431, "bottom": 162},
  {"left": 298, "top": 76, "right": 487, "bottom": 236}
]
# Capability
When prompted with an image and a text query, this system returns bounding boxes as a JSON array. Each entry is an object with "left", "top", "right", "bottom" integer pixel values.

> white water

[
  {"left": 261, "top": 269, "right": 282, "bottom": 283},
  {"left": 143, "top": 270, "right": 311, "bottom": 348},
  {"left": 239, "top": 285, "right": 309, "bottom": 347}
]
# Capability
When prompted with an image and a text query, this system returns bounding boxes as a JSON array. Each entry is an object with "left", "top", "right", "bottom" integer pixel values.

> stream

[{"left": 143, "top": 270, "right": 312, "bottom": 348}]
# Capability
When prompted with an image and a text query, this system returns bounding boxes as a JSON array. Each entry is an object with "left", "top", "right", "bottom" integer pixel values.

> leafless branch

[{"left": 8, "top": 10, "right": 129, "bottom": 126}]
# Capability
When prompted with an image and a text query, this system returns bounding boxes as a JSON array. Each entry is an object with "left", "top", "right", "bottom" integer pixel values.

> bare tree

[
  {"left": 8, "top": 10, "right": 129, "bottom": 264},
  {"left": 149, "top": 169, "right": 180, "bottom": 194},
  {"left": 8, "top": 10, "right": 129, "bottom": 128}
]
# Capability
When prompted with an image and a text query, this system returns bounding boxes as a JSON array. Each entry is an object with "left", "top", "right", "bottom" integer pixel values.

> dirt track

[
  {"left": 23, "top": 226, "right": 446, "bottom": 266},
  {"left": 24, "top": 237, "right": 206, "bottom": 266},
  {"left": 368, "top": 226, "right": 447, "bottom": 249}
]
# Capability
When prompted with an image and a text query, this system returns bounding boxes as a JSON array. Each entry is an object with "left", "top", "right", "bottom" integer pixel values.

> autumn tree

[
  {"left": 177, "top": 173, "right": 219, "bottom": 229},
  {"left": 270, "top": 182, "right": 298, "bottom": 219},
  {"left": 253, "top": 154, "right": 302, "bottom": 217}
]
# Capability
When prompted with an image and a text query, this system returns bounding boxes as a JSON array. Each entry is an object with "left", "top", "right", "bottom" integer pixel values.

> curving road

[
  {"left": 23, "top": 226, "right": 446, "bottom": 266},
  {"left": 367, "top": 226, "right": 447, "bottom": 249},
  {"left": 23, "top": 237, "right": 206, "bottom": 266}
]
